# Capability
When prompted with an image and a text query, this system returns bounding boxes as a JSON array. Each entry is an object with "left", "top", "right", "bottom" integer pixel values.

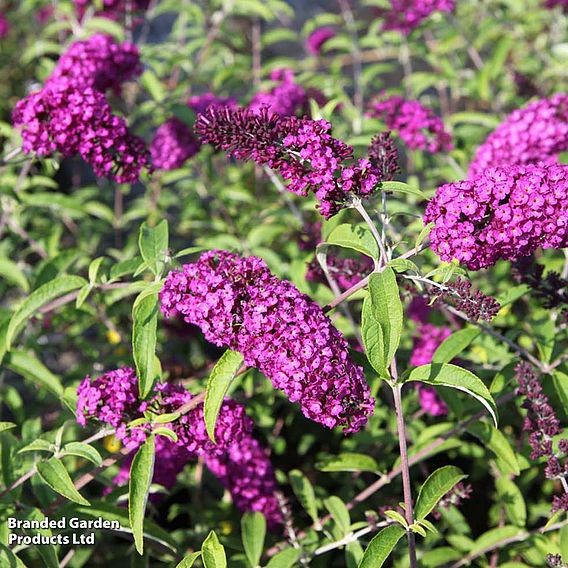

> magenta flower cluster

[
  {"left": 77, "top": 368, "right": 283, "bottom": 524},
  {"left": 381, "top": 0, "right": 455, "bottom": 35},
  {"left": 196, "top": 106, "right": 385, "bottom": 218},
  {"left": 74, "top": 0, "right": 150, "bottom": 20},
  {"left": 410, "top": 324, "right": 451, "bottom": 416},
  {"left": 205, "top": 434, "right": 283, "bottom": 527},
  {"left": 160, "top": 251, "right": 374, "bottom": 433},
  {"left": 516, "top": 362, "right": 568, "bottom": 513},
  {"left": 47, "top": 33, "right": 141, "bottom": 93},
  {"left": 424, "top": 163, "right": 568, "bottom": 270},
  {"left": 369, "top": 95, "right": 452, "bottom": 153},
  {"left": 250, "top": 69, "right": 309, "bottom": 117},
  {"left": 468, "top": 94, "right": 568, "bottom": 179},
  {"left": 13, "top": 84, "right": 150, "bottom": 183},
  {"left": 13, "top": 34, "right": 149, "bottom": 183},
  {"left": 306, "top": 27, "right": 336, "bottom": 55},
  {"left": 150, "top": 118, "right": 200, "bottom": 171},
  {"left": 0, "top": 14, "right": 9, "bottom": 38}
]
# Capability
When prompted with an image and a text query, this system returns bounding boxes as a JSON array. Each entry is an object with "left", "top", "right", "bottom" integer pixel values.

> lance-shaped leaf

[
  {"left": 316, "top": 452, "right": 380, "bottom": 473},
  {"left": 289, "top": 469, "right": 319, "bottom": 527},
  {"left": 6, "top": 275, "right": 87, "bottom": 349},
  {"left": 359, "top": 524, "right": 406, "bottom": 568},
  {"left": 241, "top": 512, "right": 266, "bottom": 568},
  {"left": 326, "top": 223, "right": 379, "bottom": 260},
  {"left": 132, "top": 293, "right": 159, "bottom": 399},
  {"left": 496, "top": 477, "right": 526, "bottom": 527},
  {"left": 202, "top": 531, "right": 227, "bottom": 568},
  {"left": 265, "top": 548, "right": 302, "bottom": 568},
  {"left": 0, "top": 422, "right": 16, "bottom": 434},
  {"left": 129, "top": 435, "right": 156, "bottom": 555},
  {"left": 138, "top": 220, "right": 169, "bottom": 276},
  {"left": 176, "top": 552, "right": 201, "bottom": 568},
  {"left": 5, "top": 350, "right": 64, "bottom": 397},
  {"left": 432, "top": 328, "right": 481, "bottom": 364},
  {"left": 408, "top": 364, "right": 498, "bottom": 426},
  {"left": 0, "top": 258, "right": 29, "bottom": 291},
  {"left": 60, "top": 442, "right": 103, "bottom": 466},
  {"left": 364, "top": 269, "right": 403, "bottom": 372},
  {"left": 414, "top": 465, "right": 467, "bottom": 521},
  {"left": 204, "top": 350, "right": 244, "bottom": 443},
  {"left": 466, "top": 422, "right": 520, "bottom": 476},
  {"left": 36, "top": 457, "right": 90, "bottom": 506}
]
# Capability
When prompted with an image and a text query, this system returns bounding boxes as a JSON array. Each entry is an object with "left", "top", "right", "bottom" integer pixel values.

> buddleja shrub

[{"left": 1, "top": 0, "right": 568, "bottom": 566}]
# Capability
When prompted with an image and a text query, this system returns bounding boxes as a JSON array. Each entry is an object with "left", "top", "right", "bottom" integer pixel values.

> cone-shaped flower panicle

[{"left": 160, "top": 251, "right": 374, "bottom": 432}]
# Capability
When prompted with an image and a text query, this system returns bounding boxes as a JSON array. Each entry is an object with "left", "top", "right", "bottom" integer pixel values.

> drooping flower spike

[
  {"left": 160, "top": 251, "right": 374, "bottom": 432},
  {"left": 195, "top": 106, "right": 386, "bottom": 218},
  {"left": 13, "top": 84, "right": 150, "bottom": 184}
]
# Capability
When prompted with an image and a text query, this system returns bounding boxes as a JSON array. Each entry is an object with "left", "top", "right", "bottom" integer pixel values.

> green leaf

[
  {"left": 0, "top": 258, "right": 29, "bottom": 291},
  {"left": 466, "top": 422, "right": 520, "bottom": 476},
  {"left": 289, "top": 469, "right": 319, "bottom": 527},
  {"left": 0, "top": 543, "right": 26, "bottom": 568},
  {"left": 140, "top": 70, "right": 165, "bottom": 102},
  {"left": 18, "top": 439, "right": 54, "bottom": 454},
  {"left": 432, "top": 328, "right": 481, "bottom": 364},
  {"left": 326, "top": 223, "right": 379, "bottom": 260},
  {"left": 83, "top": 16, "right": 124, "bottom": 39},
  {"left": 361, "top": 299, "right": 388, "bottom": 377},
  {"left": 202, "top": 531, "right": 227, "bottom": 568},
  {"left": 415, "top": 466, "right": 467, "bottom": 521},
  {"left": 364, "top": 269, "right": 403, "bottom": 371},
  {"left": 324, "top": 496, "right": 351, "bottom": 535},
  {"left": 316, "top": 452, "right": 379, "bottom": 473},
  {"left": 88, "top": 257, "right": 104, "bottom": 284},
  {"left": 4, "top": 350, "right": 63, "bottom": 397},
  {"left": 380, "top": 181, "right": 427, "bottom": 200},
  {"left": 204, "top": 350, "right": 244, "bottom": 443},
  {"left": 241, "top": 512, "right": 266, "bottom": 568},
  {"left": 358, "top": 524, "right": 406, "bottom": 568},
  {"left": 36, "top": 457, "right": 90, "bottom": 506},
  {"left": 6, "top": 275, "right": 87, "bottom": 349},
  {"left": 421, "top": 547, "right": 462, "bottom": 567},
  {"left": 408, "top": 364, "right": 498, "bottom": 426},
  {"left": 415, "top": 221, "right": 434, "bottom": 251},
  {"left": 129, "top": 435, "right": 156, "bottom": 555},
  {"left": 132, "top": 293, "right": 159, "bottom": 399},
  {"left": 153, "top": 427, "right": 178, "bottom": 443},
  {"left": 0, "top": 422, "right": 16, "bottom": 434},
  {"left": 469, "top": 526, "right": 525, "bottom": 557},
  {"left": 265, "top": 548, "right": 302, "bottom": 568},
  {"left": 60, "top": 442, "right": 103, "bottom": 466},
  {"left": 388, "top": 258, "right": 419, "bottom": 273},
  {"left": 138, "top": 220, "right": 169, "bottom": 276},
  {"left": 75, "top": 284, "right": 93, "bottom": 309},
  {"left": 496, "top": 478, "right": 526, "bottom": 527},
  {"left": 176, "top": 552, "right": 201, "bottom": 568},
  {"left": 553, "top": 371, "right": 568, "bottom": 416},
  {"left": 384, "top": 510, "right": 408, "bottom": 528}
]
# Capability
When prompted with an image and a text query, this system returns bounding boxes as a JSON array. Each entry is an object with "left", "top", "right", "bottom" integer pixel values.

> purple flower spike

[{"left": 160, "top": 251, "right": 374, "bottom": 432}]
